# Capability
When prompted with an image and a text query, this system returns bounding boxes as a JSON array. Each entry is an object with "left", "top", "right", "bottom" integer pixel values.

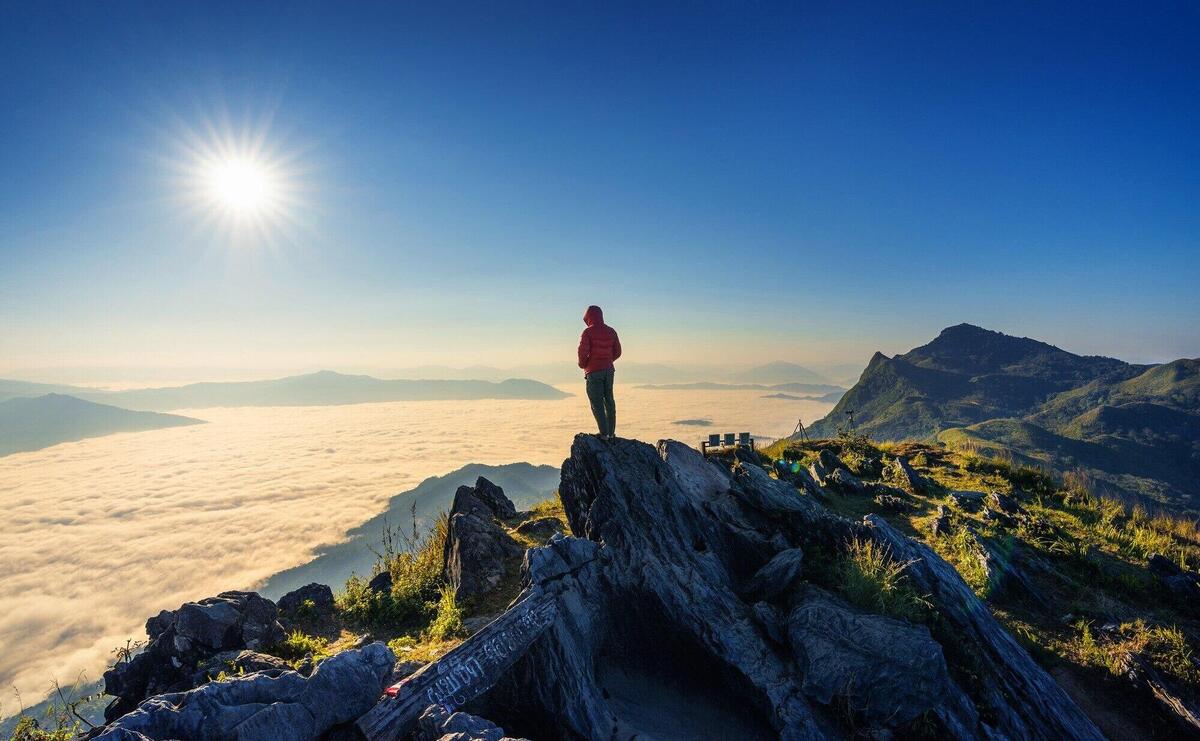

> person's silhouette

[{"left": 577, "top": 305, "right": 621, "bottom": 438}]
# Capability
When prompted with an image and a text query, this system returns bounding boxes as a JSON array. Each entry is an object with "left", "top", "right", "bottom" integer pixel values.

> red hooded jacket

[{"left": 578, "top": 305, "right": 621, "bottom": 375}]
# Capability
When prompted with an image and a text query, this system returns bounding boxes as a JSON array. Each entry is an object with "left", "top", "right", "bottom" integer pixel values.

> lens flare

[{"left": 165, "top": 110, "right": 311, "bottom": 248}]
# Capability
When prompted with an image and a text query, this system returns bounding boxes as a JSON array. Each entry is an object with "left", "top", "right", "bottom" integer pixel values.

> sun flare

[
  {"left": 205, "top": 157, "right": 276, "bottom": 214},
  {"left": 170, "top": 117, "right": 307, "bottom": 245}
]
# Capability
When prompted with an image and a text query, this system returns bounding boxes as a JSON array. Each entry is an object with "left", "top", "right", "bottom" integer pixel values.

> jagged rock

[
  {"left": 742, "top": 547, "right": 805, "bottom": 600},
  {"left": 930, "top": 514, "right": 952, "bottom": 537},
  {"left": 884, "top": 456, "right": 930, "bottom": 493},
  {"left": 949, "top": 490, "right": 986, "bottom": 510},
  {"left": 277, "top": 583, "right": 335, "bottom": 620},
  {"left": 360, "top": 437, "right": 1102, "bottom": 741},
  {"left": 854, "top": 456, "right": 884, "bottom": 478},
  {"left": 819, "top": 448, "right": 847, "bottom": 471},
  {"left": 872, "top": 493, "right": 912, "bottom": 513},
  {"left": 96, "top": 643, "right": 395, "bottom": 741},
  {"left": 367, "top": 571, "right": 392, "bottom": 595},
  {"left": 787, "top": 586, "right": 963, "bottom": 728},
  {"left": 513, "top": 516, "right": 561, "bottom": 539},
  {"left": 388, "top": 659, "right": 424, "bottom": 685},
  {"left": 752, "top": 601, "right": 787, "bottom": 644},
  {"left": 103, "top": 591, "right": 287, "bottom": 722},
  {"left": 867, "top": 515, "right": 1103, "bottom": 739},
  {"left": 415, "top": 704, "right": 526, "bottom": 741},
  {"left": 988, "top": 491, "right": 1022, "bottom": 515},
  {"left": 810, "top": 449, "right": 849, "bottom": 483},
  {"left": 192, "top": 650, "right": 291, "bottom": 685},
  {"left": 775, "top": 460, "right": 825, "bottom": 498},
  {"left": 825, "top": 467, "right": 866, "bottom": 494},
  {"left": 444, "top": 479, "right": 523, "bottom": 601},
  {"left": 1147, "top": 553, "right": 1200, "bottom": 600},
  {"left": 473, "top": 476, "right": 518, "bottom": 519}
]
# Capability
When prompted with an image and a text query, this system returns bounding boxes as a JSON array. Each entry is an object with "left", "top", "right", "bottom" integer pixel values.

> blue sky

[{"left": 1, "top": 1, "right": 1197, "bottom": 380}]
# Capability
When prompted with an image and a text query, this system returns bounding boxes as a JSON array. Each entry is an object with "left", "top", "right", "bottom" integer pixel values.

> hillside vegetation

[
  {"left": 810, "top": 324, "right": 1199, "bottom": 514},
  {"left": 762, "top": 434, "right": 1200, "bottom": 738}
]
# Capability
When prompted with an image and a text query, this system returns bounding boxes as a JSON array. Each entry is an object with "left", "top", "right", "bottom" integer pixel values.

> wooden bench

[{"left": 700, "top": 431, "right": 754, "bottom": 455}]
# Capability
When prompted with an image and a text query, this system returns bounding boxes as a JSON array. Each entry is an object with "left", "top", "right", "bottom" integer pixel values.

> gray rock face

[
  {"left": 743, "top": 547, "right": 805, "bottom": 600},
  {"left": 103, "top": 591, "right": 287, "bottom": 722},
  {"left": 1148, "top": 553, "right": 1200, "bottom": 600},
  {"left": 787, "top": 587, "right": 959, "bottom": 728},
  {"left": 809, "top": 449, "right": 849, "bottom": 483},
  {"left": 949, "top": 490, "right": 986, "bottom": 510},
  {"left": 824, "top": 467, "right": 866, "bottom": 495},
  {"left": 192, "top": 650, "right": 291, "bottom": 686},
  {"left": 884, "top": 456, "right": 930, "bottom": 493},
  {"left": 415, "top": 704, "right": 526, "bottom": 741},
  {"left": 988, "top": 490, "right": 1022, "bottom": 514},
  {"left": 96, "top": 642, "right": 395, "bottom": 741},
  {"left": 277, "top": 582, "right": 335, "bottom": 620},
  {"left": 360, "top": 436, "right": 1103, "bottom": 741},
  {"left": 444, "top": 479, "right": 523, "bottom": 601},
  {"left": 367, "top": 570, "right": 393, "bottom": 595},
  {"left": 472, "top": 476, "right": 518, "bottom": 520},
  {"left": 513, "top": 516, "right": 561, "bottom": 539}
]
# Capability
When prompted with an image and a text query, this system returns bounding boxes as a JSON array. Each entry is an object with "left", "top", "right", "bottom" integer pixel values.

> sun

[
  {"left": 205, "top": 157, "right": 276, "bottom": 214},
  {"left": 167, "top": 114, "right": 308, "bottom": 245}
]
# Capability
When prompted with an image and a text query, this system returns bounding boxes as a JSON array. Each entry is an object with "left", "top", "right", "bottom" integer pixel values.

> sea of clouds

[{"left": 0, "top": 386, "right": 832, "bottom": 712}]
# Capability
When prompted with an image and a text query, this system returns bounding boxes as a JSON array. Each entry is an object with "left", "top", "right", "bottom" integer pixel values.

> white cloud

[{"left": 0, "top": 387, "right": 832, "bottom": 709}]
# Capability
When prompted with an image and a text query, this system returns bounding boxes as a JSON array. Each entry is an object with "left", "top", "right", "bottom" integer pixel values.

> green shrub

[
  {"left": 272, "top": 630, "right": 332, "bottom": 663},
  {"left": 6, "top": 715, "right": 80, "bottom": 741},
  {"left": 337, "top": 512, "right": 449, "bottom": 629},
  {"left": 425, "top": 585, "right": 466, "bottom": 641},
  {"left": 1071, "top": 619, "right": 1200, "bottom": 686},
  {"left": 837, "top": 538, "right": 930, "bottom": 623}
]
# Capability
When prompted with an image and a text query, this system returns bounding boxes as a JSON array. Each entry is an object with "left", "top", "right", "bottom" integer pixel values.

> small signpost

[{"left": 357, "top": 589, "right": 558, "bottom": 740}]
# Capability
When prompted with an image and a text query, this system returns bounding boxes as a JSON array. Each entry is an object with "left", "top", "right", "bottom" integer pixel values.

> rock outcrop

[
  {"left": 277, "top": 582, "right": 335, "bottom": 621},
  {"left": 360, "top": 436, "right": 1104, "bottom": 740},
  {"left": 444, "top": 478, "right": 523, "bottom": 601},
  {"left": 96, "top": 642, "right": 395, "bottom": 741},
  {"left": 102, "top": 591, "right": 287, "bottom": 721},
  {"left": 884, "top": 455, "right": 931, "bottom": 493},
  {"left": 1148, "top": 553, "right": 1200, "bottom": 600}
]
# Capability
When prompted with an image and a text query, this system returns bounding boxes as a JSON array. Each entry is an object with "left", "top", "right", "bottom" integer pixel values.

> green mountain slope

[{"left": 807, "top": 325, "right": 1199, "bottom": 514}]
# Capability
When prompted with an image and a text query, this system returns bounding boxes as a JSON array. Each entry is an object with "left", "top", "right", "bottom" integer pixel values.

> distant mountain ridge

[
  {"left": 637, "top": 381, "right": 844, "bottom": 396},
  {"left": 259, "top": 461, "right": 560, "bottom": 600},
  {"left": 808, "top": 324, "right": 1199, "bottom": 513},
  {"left": 0, "top": 370, "right": 569, "bottom": 412},
  {"left": 0, "top": 394, "right": 203, "bottom": 456}
]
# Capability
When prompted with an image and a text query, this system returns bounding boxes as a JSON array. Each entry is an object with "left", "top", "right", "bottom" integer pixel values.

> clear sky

[{"left": 2, "top": 1, "right": 1197, "bottom": 381}]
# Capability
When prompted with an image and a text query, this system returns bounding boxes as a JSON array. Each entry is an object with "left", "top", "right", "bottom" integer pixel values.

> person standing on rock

[{"left": 577, "top": 305, "right": 621, "bottom": 438}]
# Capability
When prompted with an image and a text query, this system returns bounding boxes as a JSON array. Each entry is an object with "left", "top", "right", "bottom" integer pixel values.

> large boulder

[
  {"left": 444, "top": 479, "right": 523, "bottom": 601},
  {"left": 786, "top": 587, "right": 956, "bottom": 727},
  {"left": 103, "top": 591, "right": 287, "bottom": 722},
  {"left": 472, "top": 476, "right": 518, "bottom": 520},
  {"left": 277, "top": 583, "right": 335, "bottom": 621},
  {"left": 884, "top": 456, "right": 931, "bottom": 493},
  {"left": 95, "top": 642, "right": 395, "bottom": 741},
  {"left": 824, "top": 467, "right": 866, "bottom": 495}
]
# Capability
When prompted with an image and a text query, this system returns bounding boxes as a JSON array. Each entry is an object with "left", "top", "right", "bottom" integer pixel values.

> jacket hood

[{"left": 584, "top": 305, "right": 604, "bottom": 327}]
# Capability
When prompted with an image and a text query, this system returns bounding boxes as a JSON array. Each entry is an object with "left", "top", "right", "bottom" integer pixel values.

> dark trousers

[{"left": 585, "top": 368, "right": 616, "bottom": 436}]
